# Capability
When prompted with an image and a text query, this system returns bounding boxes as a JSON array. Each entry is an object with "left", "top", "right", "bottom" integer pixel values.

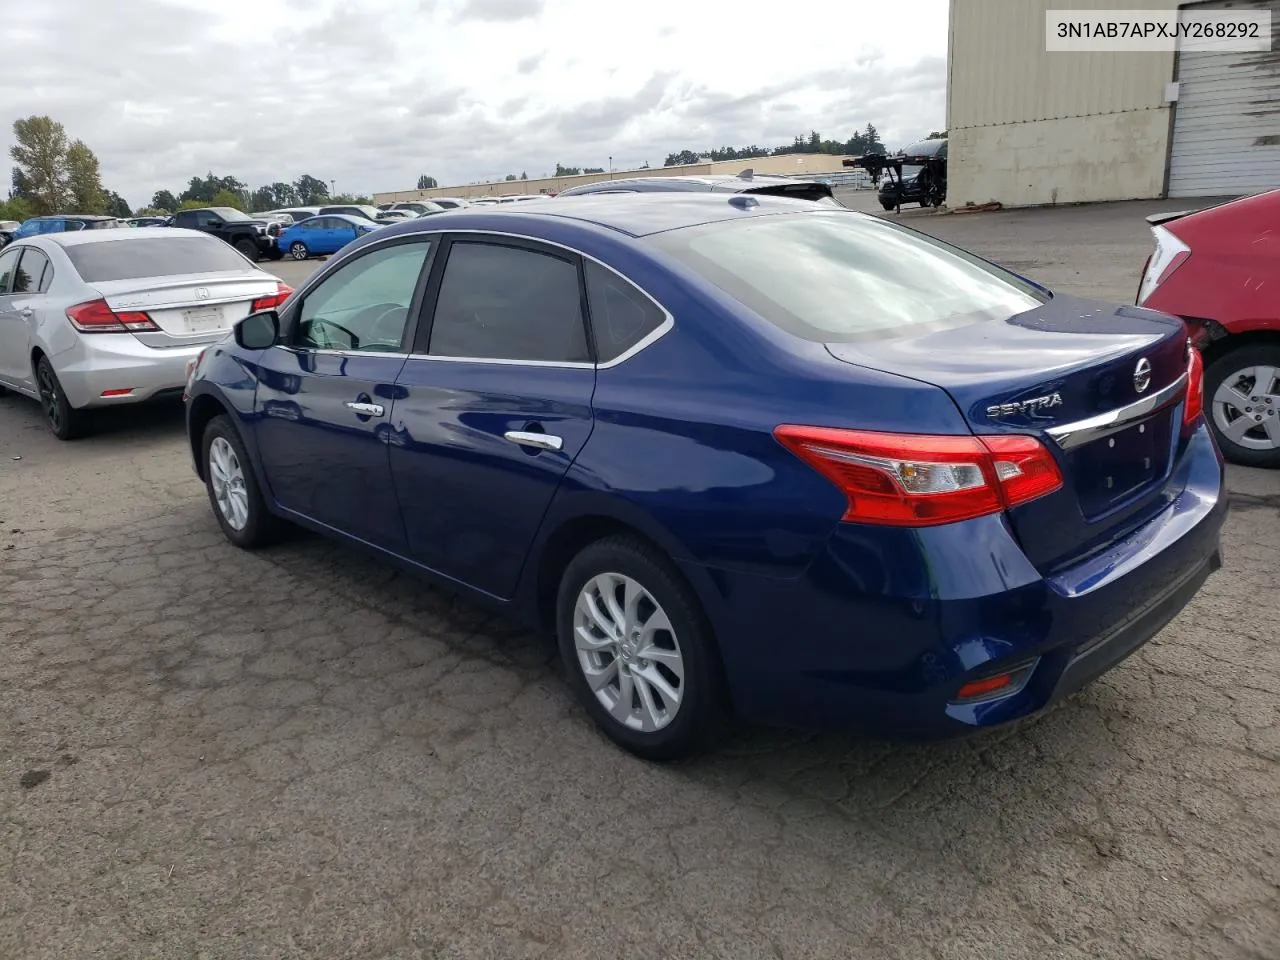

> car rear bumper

[
  {"left": 49, "top": 333, "right": 208, "bottom": 409},
  {"left": 685, "top": 422, "right": 1228, "bottom": 739}
]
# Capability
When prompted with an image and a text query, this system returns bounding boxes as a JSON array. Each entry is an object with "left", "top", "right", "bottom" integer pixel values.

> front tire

[
  {"left": 289, "top": 242, "right": 309, "bottom": 261},
  {"left": 234, "top": 238, "right": 261, "bottom": 261},
  {"left": 35, "top": 356, "right": 88, "bottom": 440},
  {"left": 1204, "top": 343, "right": 1280, "bottom": 468},
  {"left": 880, "top": 201, "right": 895, "bottom": 211},
  {"left": 556, "top": 535, "right": 727, "bottom": 761},
  {"left": 202, "top": 415, "right": 281, "bottom": 547}
]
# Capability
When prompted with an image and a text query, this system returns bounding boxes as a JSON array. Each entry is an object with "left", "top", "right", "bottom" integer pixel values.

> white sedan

[{"left": 0, "top": 227, "right": 291, "bottom": 439}]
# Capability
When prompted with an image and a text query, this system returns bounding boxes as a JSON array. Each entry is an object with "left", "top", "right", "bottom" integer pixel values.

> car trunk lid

[
  {"left": 825, "top": 294, "right": 1192, "bottom": 571},
  {"left": 94, "top": 274, "right": 279, "bottom": 347}
]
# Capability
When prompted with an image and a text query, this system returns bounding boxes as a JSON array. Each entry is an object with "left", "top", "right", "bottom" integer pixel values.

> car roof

[
  {"left": 28, "top": 214, "right": 119, "bottom": 221},
  {"left": 43, "top": 226, "right": 209, "bottom": 246},
  {"left": 300, "top": 213, "right": 368, "bottom": 224},
  {"left": 377, "top": 192, "right": 827, "bottom": 239}
]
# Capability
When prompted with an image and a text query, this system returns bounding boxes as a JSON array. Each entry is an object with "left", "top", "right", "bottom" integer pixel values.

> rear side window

[
  {"left": 428, "top": 242, "right": 589, "bottom": 363},
  {"left": 64, "top": 237, "right": 254, "bottom": 282},
  {"left": 0, "top": 247, "right": 19, "bottom": 293},
  {"left": 745, "top": 184, "right": 839, "bottom": 205},
  {"left": 583, "top": 261, "right": 666, "bottom": 362},
  {"left": 648, "top": 212, "right": 1047, "bottom": 343},
  {"left": 14, "top": 248, "right": 51, "bottom": 293}
]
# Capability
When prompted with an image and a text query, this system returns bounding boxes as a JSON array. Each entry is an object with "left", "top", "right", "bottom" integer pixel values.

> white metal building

[{"left": 946, "top": 0, "right": 1280, "bottom": 206}]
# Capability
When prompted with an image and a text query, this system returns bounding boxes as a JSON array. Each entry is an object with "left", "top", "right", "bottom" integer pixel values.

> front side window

[
  {"left": 648, "top": 211, "right": 1048, "bottom": 343},
  {"left": 427, "top": 242, "right": 589, "bottom": 363},
  {"left": 0, "top": 247, "right": 20, "bottom": 293},
  {"left": 295, "top": 240, "right": 433, "bottom": 352}
]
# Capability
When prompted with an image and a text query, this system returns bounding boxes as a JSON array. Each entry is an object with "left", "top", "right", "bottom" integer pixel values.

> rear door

[
  {"left": 252, "top": 236, "right": 437, "bottom": 551},
  {"left": 389, "top": 235, "right": 596, "bottom": 599}
]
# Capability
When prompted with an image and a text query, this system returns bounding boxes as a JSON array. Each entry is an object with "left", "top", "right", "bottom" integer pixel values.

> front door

[
  {"left": 252, "top": 237, "right": 437, "bottom": 552},
  {"left": 389, "top": 237, "right": 597, "bottom": 599},
  {"left": 0, "top": 246, "right": 48, "bottom": 389}
]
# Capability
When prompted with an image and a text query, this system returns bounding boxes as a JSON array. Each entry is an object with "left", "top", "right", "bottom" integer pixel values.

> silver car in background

[{"left": 0, "top": 227, "right": 290, "bottom": 439}]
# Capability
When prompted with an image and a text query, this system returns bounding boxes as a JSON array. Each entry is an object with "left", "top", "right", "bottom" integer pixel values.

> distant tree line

[{"left": 662, "top": 125, "right": 888, "bottom": 167}]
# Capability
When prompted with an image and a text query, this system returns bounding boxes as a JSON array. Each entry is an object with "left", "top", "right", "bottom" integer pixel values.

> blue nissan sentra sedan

[{"left": 184, "top": 194, "right": 1226, "bottom": 760}]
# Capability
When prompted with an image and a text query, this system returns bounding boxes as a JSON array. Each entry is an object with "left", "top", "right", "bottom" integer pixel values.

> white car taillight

[{"left": 1137, "top": 225, "right": 1191, "bottom": 305}]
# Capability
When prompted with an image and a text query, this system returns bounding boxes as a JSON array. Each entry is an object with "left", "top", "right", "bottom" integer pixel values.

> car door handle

[
  {"left": 19, "top": 307, "right": 32, "bottom": 318},
  {"left": 345, "top": 401, "right": 384, "bottom": 417},
  {"left": 504, "top": 430, "right": 563, "bottom": 452}
]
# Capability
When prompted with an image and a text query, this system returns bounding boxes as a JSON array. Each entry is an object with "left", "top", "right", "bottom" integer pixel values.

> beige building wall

[
  {"left": 947, "top": 0, "right": 1178, "bottom": 206},
  {"left": 373, "top": 153, "right": 853, "bottom": 205}
]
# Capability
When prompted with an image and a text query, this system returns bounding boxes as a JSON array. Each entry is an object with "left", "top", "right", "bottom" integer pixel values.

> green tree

[
  {"left": 151, "top": 189, "right": 177, "bottom": 212},
  {"left": 519, "top": 171, "right": 528, "bottom": 180},
  {"left": 132, "top": 206, "right": 166, "bottom": 217},
  {"left": 554, "top": 163, "right": 582, "bottom": 177},
  {"left": 294, "top": 174, "right": 329, "bottom": 204},
  {"left": 504, "top": 174, "right": 518, "bottom": 181},
  {"left": 105, "top": 191, "right": 132, "bottom": 218},
  {"left": 10, "top": 167, "right": 31, "bottom": 199},
  {"left": 417, "top": 174, "right": 438, "bottom": 189},
  {"left": 10, "top": 116, "right": 70, "bottom": 215},
  {"left": 178, "top": 198, "right": 207, "bottom": 211},
  {"left": 663, "top": 150, "right": 700, "bottom": 167},
  {"left": 582, "top": 167, "right": 604, "bottom": 174},
  {"left": 209, "top": 189, "right": 245, "bottom": 210},
  {"left": 863, "top": 123, "right": 885, "bottom": 154},
  {"left": 250, "top": 186, "right": 274, "bottom": 211},
  {"left": 0, "top": 196, "right": 32, "bottom": 222},
  {"left": 925, "top": 130, "right": 948, "bottom": 140},
  {"left": 66, "top": 140, "right": 107, "bottom": 213}
]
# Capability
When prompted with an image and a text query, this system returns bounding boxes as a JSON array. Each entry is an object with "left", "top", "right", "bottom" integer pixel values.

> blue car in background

[
  {"left": 276, "top": 213, "right": 378, "bottom": 260},
  {"left": 13, "top": 214, "right": 124, "bottom": 238},
  {"left": 185, "top": 194, "right": 1226, "bottom": 760}
]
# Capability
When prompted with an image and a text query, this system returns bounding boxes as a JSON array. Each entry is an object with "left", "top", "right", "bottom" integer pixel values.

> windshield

[
  {"left": 65, "top": 236, "right": 256, "bottom": 282},
  {"left": 209, "top": 207, "right": 252, "bottom": 222},
  {"left": 648, "top": 211, "right": 1048, "bottom": 343}
]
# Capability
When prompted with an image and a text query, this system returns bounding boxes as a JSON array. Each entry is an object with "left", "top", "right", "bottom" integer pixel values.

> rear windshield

[
  {"left": 648, "top": 211, "right": 1048, "bottom": 342},
  {"left": 65, "top": 236, "right": 255, "bottom": 282},
  {"left": 745, "top": 183, "right": 841, "bottom": 206}
]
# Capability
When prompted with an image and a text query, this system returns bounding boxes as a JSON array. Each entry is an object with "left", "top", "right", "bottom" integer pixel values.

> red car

[{"left": 1137, "top": 190, "right": 1280, "bottom": 467}]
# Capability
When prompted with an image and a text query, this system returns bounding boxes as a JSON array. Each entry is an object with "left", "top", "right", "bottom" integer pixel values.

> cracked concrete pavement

[{"left": 2, "top": 198, "right": 1278, "bottom": 959}]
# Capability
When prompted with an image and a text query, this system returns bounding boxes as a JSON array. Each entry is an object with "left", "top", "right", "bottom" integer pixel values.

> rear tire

[
  {"left": 556, "top": 535, "right": 728, "bottom": 761},
  {"left": 289, "top": 242, "right": 309, "bottom": 261},
  {"left": 880, "top": 201, "right": 895, "bottom": 211},
  {"left": 35, "top": 356, "right": 88, "bottom": 440},
  {"left": 202, "top": 415, "right": 282, "bottom": 548},
  {"left": 234, "top": 238, "right": 260, "bottom": 261},
  {"left": 1204, "top": 343, "right": 1280, "bottom": 468}
]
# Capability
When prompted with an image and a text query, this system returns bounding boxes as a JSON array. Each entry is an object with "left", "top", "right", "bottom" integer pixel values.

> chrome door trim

[
  {"left": 1046, "top": 373, "right": 1188, "bottom": 451},
  {"left": 284, "top": 226, "right": 674, "bottom": 370}
]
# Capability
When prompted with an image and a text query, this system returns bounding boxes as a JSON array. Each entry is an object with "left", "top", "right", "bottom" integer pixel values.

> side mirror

[{"left": 235, "top": 310, "right": 279, "bottom": 350}]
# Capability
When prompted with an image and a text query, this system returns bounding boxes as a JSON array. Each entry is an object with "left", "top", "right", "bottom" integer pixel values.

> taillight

[
  {"left": 1136, "top": 225, "right": 1190, "bottom": 304},
  {"left": 773, "top": 426, "right": 1064, "bottom": 527},
  {"left": 66, "top": 298, "right": 160, "bottom": 333},
  {"left": 252, "top": 281, "right": 293, "bottom": 312},
  {"left": 1184, "top": 341, "right": 1205, "bottom": 426}
]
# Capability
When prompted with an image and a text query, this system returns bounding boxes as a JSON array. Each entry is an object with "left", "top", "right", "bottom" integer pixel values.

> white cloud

[{"left": 2, "top": 0, "right": 948, "bottom": 208}]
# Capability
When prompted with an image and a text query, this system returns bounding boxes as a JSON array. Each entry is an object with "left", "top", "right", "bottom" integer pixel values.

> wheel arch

[
  {"left": 1202, "top": 328, "right": 1280, "bottom": 369},
  {"left": 186, "top": 391, "right": 235, "bottom": 481}
]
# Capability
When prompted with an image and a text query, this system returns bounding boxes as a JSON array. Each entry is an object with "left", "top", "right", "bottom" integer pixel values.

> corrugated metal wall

[{"left": 948, "top": 0, "right": 1176, "bottom": 130}]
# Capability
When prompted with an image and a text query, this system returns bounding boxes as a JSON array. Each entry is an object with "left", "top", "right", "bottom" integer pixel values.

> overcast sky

[{"left": 6, "top": 0, "right": 948, "bottom": 207}]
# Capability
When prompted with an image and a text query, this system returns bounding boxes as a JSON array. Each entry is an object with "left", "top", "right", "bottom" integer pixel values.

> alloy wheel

[
  {"left": 572, "top": 572, "right": 685, "bottom": 732},
  {"left": 208, "top": 436, "right": 250, "bottom": 530},
  {"left": 290, "top": 243, "right": 307, "bottom": 260},
  {"left": 1212, "top": 364, "right": 1280, "bottom": 451},
  {"left": 36, "top": 363, "right": 62, "bottom": 432}
]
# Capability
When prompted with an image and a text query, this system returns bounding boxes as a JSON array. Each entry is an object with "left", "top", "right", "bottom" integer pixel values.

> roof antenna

[{"left": 738, "top": 168, "right": 754, "bottom": 180}]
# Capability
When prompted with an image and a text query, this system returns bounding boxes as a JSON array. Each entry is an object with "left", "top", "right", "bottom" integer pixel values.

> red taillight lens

[
  {"left": 774, "top": 426, "right": 1064, "bottom": 527},
  {"left": 66, "top": 299, "right": 160, "bottom": 333},
  {"left": 1184, "top": 343, "right": 1205, "bottom": 426},
  {"left": 252, "top": 282, "right": 294, "bottom": 313}
]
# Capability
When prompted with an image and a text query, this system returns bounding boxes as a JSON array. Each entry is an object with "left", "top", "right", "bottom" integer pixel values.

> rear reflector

[
  {"left": 252, "top": 281, "right": 294, "bottom": 313},
  {"left": 953, "top": 661, "right": 1037, "bottom": 704},
  {"left": 773, "top": 426, "right": 1064, "bottom": 527},
  {"left": 100, "top": 388, "right": 133, "bottom": 397},
  {"left": 66, "top": 299, "right": 160, "bottom": 334}
]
